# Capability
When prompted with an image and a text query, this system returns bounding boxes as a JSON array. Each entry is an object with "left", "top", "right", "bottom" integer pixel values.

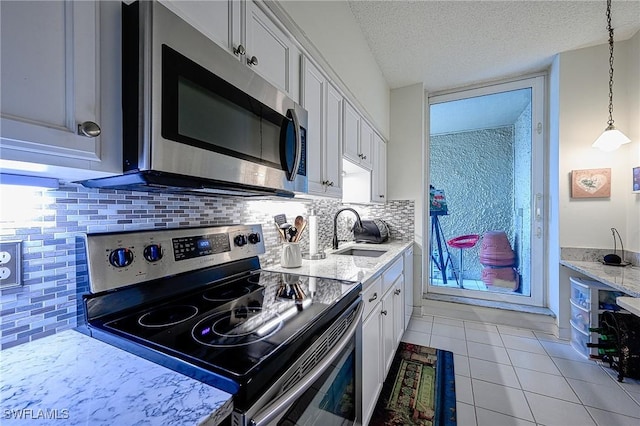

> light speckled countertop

[
  {"left": 0, "top": 330, "right": 232, "bottom": 425},
  {"left": 265, "top": 241, "right": 414, "bottom": 288},
  {"left": 560, "top": 260, "right": 640, "bottom": 298}
]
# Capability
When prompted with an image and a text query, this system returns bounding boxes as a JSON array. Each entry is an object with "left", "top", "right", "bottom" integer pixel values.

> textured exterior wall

[
  {"left": 430, "top": 127, "right": 514, "bottom": 280},
  {"left": 514, "top": 102, "right": 532, "bottom": 295},
  {"left": 0, "top": 185, "right": 414, "bottom": 349}
]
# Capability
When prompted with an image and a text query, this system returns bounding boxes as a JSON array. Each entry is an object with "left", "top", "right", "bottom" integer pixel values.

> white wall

[
  {"left": 557, "top": 33, "right": 639, "bottom": 252},
  {"left": 389, "top": 83, "right": 425, "bottom": 301},
  {"left": 625, "top": 30, "right": 640, "bottom": 253},
  {"left": 275, "top": 0, "right": 390, "bottom": 138}
]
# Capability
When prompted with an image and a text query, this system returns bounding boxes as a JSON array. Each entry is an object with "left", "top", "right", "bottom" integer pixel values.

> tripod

[{"left": 430, "top": 212, "right": 458, "bottom": 286}]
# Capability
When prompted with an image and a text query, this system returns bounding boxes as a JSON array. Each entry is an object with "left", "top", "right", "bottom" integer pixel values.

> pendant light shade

[
  {"left": 592, "top": 0, "right": 631, "bottom": 152},
  {"left": 593, "top": 125, "right": 632, "bottom": 152}
]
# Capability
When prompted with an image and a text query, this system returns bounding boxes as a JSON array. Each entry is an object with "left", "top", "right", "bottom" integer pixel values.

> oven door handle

[{"left": 249, "top": 300, "right": 364, "bottom": 426}]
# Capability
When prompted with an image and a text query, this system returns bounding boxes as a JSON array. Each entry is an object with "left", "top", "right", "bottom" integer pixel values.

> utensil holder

[{"left": 281, "top": 242, "right": 302, "bottom": 268}]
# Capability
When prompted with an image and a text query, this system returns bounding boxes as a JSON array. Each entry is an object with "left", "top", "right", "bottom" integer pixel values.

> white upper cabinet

[
  {"left": 359, "top": 120, "right": 374, "bottom": 170},
  {"left": 245, "top": 1, "right": 298, "bottom": 99},
  {"left": 371, "top": 133, "right": 387, "bottom": 203},
  {"left": 160, "top": 0, "right": 237, "bottom": 53},
  {"left": 0, "top": 0, "right": 120, "bottom": 180},
  {"left": 162, "top": 0, "right": 298, "bottom": 100},
  {"left": 343, "top": 101, "right": 361, "bottom": 164},
  {"left": 324, "top": 83, "right": 343, "bottom": 197},
  {"left": 301, "top": 57, "right": 342, "bottom": 198},
  {"left": 343, "top": 101, "right": 374, "bottom": 170}
]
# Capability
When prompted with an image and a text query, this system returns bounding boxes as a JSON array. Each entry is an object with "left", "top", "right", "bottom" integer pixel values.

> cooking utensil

[
  {"left": 288, "top": 226, "right": 298, "bottom": 242},
  {"left": 274, "top": 214, "right": 288, "bottom": 228},
  {"left": 294, "top": 220, "right": 307, "bottom": 243},
  {"left": 275, "top": 225, "right": 286, "bottom": 241}
]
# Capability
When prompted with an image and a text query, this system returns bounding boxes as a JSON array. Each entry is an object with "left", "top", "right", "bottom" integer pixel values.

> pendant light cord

[{"left": 606, "top": 0, "right": 615, "bottom": 127}]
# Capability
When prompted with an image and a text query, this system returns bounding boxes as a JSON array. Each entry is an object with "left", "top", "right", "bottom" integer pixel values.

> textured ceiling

[{"left": 348, "top": 0, "right": 640, "bottom": 92}]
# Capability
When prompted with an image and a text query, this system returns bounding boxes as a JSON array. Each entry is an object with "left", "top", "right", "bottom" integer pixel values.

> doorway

[{"left": 427, "top": 76, "right": 545, "bottom": 306}]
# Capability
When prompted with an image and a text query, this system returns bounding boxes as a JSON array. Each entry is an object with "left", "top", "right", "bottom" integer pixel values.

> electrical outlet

[
  {"left": 0, "top": 267, "right": 10, "bottom": 280},
  {"left": 0, "top": 241, "right": 22, "bottom": 288},
  {"left": 0, "top": 251, "right": 11, "bottom": 264}
]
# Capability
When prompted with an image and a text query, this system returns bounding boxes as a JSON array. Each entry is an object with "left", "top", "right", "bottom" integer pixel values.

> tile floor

[{"left": 403, "top": 315, "right": 640, "bottom": 425}]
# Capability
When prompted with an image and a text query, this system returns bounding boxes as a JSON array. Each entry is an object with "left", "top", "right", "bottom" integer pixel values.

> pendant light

[{"left": 592, "top": 0, "right": 631, "bottom": 152}]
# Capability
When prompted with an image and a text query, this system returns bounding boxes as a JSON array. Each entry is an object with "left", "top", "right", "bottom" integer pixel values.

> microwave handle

[{"left": 287, "top": 108, "right": 302, "bottom": 182}]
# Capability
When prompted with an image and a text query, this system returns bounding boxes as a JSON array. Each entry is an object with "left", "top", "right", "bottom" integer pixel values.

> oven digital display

[{"left": 173, "top": 233, "right": 231, "bottom": 261}]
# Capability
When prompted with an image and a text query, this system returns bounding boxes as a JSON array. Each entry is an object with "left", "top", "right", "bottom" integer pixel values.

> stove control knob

[
  {"left": 143, "top": 244, "right": 163, "bottom": 262},
  {"left": 109, "top": 248, "right": 133, "bottom": 268},
  {"left": 234, "top": 234, "right": 247, "bottom": 247},
  {"left": 248, "top": 233, "right": 261, "bottom": 244}
]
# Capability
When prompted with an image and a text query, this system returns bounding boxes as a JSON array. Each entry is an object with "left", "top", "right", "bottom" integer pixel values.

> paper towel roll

[{"left": 309, "top": 214, "right": 318, "bottom": 255}]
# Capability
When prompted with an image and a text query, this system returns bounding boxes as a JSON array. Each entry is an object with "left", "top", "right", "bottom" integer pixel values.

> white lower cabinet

[
  {"left": 361, "top": 299, "right": 382, "bottom": 425},
  {"left": 360, "top": 254, "right": 407, "bottom": 425}
]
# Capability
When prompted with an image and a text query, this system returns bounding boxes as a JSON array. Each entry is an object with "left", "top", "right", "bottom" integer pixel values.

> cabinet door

[
  {"left": 362, "top": 309, "right": 382, "bottom": 426},
  {"left": 301, "top": 57, "right": 325, "bottom": 195},
  {"left": 359, "top": 120, "right": 374, "bottom": 170},
  {"left": 1, "top": 0, "right": 100, "bottom": 162},
  {"left": 371, "top": 134, "right": 387, "bottom": 203},
  {"left": 324, "top": 83, "right": 343, "bottom": 198},
  {"left": 403, "top": 247, "right": 414, "bottom": 331},
  {"left": 160, "top": 0, "right": 232, "bottom": 52},
  {"left": 245, "top": 1, "right": 295, "bottom": 95},
  {"left": 343, "top": 100, "right": 360, "bottom": 164},
  {"left": 381, "top": 289, "right": 396, "bottom": 377},
  {"left": 393, "top": 275, "right": 405, "bottom": 346}
]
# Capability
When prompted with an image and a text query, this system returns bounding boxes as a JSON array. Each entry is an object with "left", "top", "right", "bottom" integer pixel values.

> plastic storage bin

[
  {"left": 570, "top": 300, "right": 590, "bottom": 333},
  {"left": 569, "top": 276, "right": 627, "bottom": 358},
  {"left": 570, "top": 322, "right": 590, "bottom": 359},
  {"left": 570, "top": 278, "right": 592, "bottom": 309}
]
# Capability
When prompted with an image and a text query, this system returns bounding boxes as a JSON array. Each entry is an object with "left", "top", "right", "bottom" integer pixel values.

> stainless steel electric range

[{"left": 80, "top": 225, "right": 362, "bottom": 426}]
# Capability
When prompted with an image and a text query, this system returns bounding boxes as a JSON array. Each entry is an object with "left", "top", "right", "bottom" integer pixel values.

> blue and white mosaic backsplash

[{"left": 0, "top": 183, "right": 415, "bottom": 349}]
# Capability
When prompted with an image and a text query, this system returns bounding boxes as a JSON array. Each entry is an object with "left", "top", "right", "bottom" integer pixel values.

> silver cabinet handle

[
  {"left": 381, "top": 310, "right": 388, "bottom": 316},
  {"left": 247, "top": 55, "right": 259, "bottom": 66},
  {"left": 368, "top": 293, "right": 377, "bottom": 303},
  {"left": 233, "top": 44, "right": 245, "bottom": 56},
  {"left": 394, "top": 289, "right": 401, "bottom": 295},
  {"left": 379, "top": 195, "right": 385, "bottom": 198},
  {"left": 77, "top": 121, "right": 101, "bottom": 138}
]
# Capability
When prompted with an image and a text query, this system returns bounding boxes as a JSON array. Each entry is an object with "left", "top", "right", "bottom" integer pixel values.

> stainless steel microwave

[{"left": 81, "top": 1, "right": 307, "bottom": 197}]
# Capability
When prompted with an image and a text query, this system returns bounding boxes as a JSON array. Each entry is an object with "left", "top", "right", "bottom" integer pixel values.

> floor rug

[{"left": 369, "top": 342, "right": 456, "bottom": 426}]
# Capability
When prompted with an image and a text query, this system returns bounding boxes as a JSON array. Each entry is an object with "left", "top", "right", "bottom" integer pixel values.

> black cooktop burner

[
  {"left": 138, "top": 305, "right": 199, "bottom": 328},
  {"left": 202, "top": 285, "right": 251, "bottom": 302},
  {"left": 192, "top": 306, "right": 283, "bottom": 347}
]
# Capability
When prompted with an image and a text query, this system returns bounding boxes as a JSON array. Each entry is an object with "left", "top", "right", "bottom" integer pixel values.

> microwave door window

[{"left": 176, "top": 76, "right": 282, "bottom": 169}]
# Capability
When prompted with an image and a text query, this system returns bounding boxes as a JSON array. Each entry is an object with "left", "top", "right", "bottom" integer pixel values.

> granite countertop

[
  {"left": 0, "top": 330, "right": 233, "bottom": 425},
  {"left": 560, "top": 259, "right": 640, "bottom": 298},
  {"left": 265, "top": 240, "right": 414, "bottom": 288}
]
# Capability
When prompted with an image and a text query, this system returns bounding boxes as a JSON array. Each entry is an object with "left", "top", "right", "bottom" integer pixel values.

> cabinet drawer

[
  {"left": 362, "top": 277, "right": 382, "bottom": 319},
  {"left": 570, "top": 322, "right": 590, "bottom": 359},
  {"left": 570, "top": 300, "right": 590, "bottom": 333},
  {"left": 382, "top": 258, "right": 403, "bottom": 295},
  {"left": 570, "top": 277, "right": 595, "bottom": 309}
]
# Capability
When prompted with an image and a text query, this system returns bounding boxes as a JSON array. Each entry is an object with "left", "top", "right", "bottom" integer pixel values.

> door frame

[{"left": 425, "top": 74, "right": 547, "bottom": 307}]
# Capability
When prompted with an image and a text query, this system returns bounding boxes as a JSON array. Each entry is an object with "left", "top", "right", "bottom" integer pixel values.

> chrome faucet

[{"left": 332, "top": 208, "right": 364, "bottom": 250}]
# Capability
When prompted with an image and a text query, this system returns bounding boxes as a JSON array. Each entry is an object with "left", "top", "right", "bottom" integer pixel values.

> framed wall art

[
  {"left": 633, "top": 166, "right": 640, "bottom": 193},
  {"left": 571, "top": 168, "right": 611, "bottom": 198}
]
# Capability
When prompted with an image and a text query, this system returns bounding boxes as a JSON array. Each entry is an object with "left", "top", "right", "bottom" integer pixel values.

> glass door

[{"left": 427, "top": 76, "right": 545, "bottom": 306}]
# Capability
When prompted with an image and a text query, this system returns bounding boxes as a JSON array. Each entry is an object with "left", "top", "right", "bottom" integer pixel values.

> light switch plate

[{"left": 0, "top": 240, "right": 22, "bottom": 288}]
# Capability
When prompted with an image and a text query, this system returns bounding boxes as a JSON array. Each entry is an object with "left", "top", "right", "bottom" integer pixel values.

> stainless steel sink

[{"left": 334, "top": 248, "right": 387, "bottom": 258}]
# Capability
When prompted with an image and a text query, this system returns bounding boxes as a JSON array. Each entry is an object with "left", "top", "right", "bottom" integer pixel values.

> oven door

[{"left": 245, "top": 300, "right": 363, "bottom": 426}]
